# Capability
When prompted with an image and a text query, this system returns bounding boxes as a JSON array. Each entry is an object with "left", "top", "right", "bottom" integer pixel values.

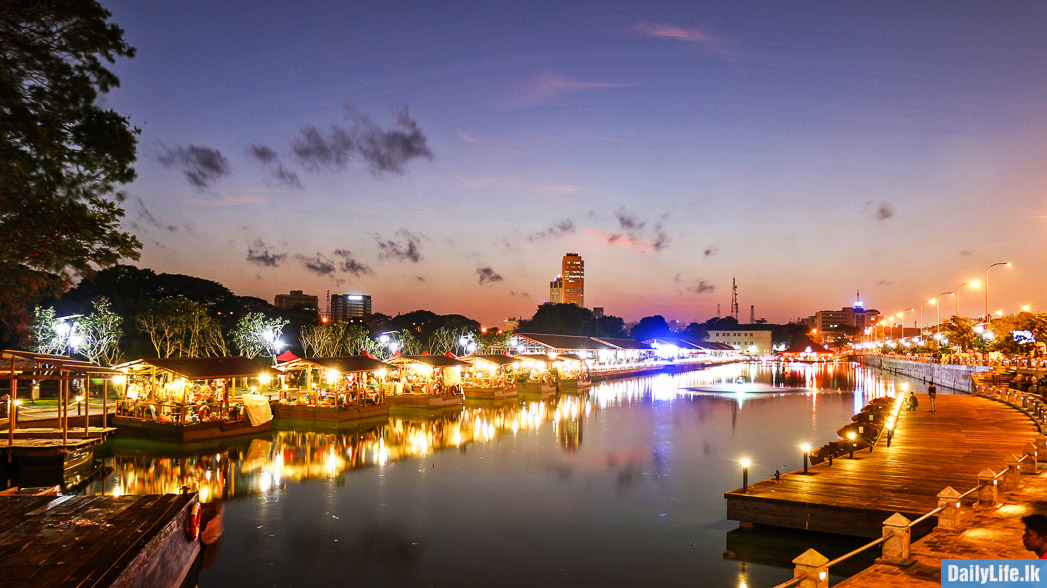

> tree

[
  {"left": 1, "top": 1, "right": 141, "bottom": 343},
  {"left": 77, "top": 297, "right": 122, "bottom": 365},
  {"left": 136, "top": 297, "right": 225, "bottom": 358},
  {"left": 586, "top": 315, "right": 627, "bottom": 338},
  {"left": 29, "top": 306, "right": 69, "bottom": 355},
  {"left": 230, "top": 312, "right": 288, "bottom": 359},
  {"left": 518, "top": 303, "right": 594, "bottom": 335},
  {"left": 943, "top": 316, "right": 978, "bottom": 352},
  {"left": 631, "top": 315, "right": 671, "bottom": 341}
]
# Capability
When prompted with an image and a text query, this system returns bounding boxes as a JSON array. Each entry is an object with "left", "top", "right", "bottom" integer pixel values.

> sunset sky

[{"left": 102, "top": 1, "right": 1047, "bottom": 325}]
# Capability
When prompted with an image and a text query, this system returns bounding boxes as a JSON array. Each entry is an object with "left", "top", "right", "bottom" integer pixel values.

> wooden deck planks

[
  {"left": 0, "top": 493, "right": 195, "bottom": 588},
  {"left": 725, "top": 394, "right": 1040, "bottom": 537}
]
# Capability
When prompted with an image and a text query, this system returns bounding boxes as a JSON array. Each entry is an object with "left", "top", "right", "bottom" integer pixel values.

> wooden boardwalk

[
  {"left": 725, "top": 394, "right": 1039, "bottom": 538},
  {"left": 0, "top": 493, "right": 200, "bottom": 588}
]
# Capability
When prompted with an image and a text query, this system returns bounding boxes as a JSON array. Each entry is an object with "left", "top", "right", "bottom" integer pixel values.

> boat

[
  {"left": 383, "top": 354, "right": 467, "bottom": 409},
  {"left": 459, "top": 354, "right": 519, "bottom": 400},
  {"left": 272, "top": 355, "right": 391, "bottom": 422}
]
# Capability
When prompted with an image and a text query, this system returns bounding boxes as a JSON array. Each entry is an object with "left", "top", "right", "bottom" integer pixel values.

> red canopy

[
  {"left": 362, "top": 350, "right": 377, "bottom": 360},
  {"left": 444, "top": 351, "right": 457, "bottom": 359},
  {"left": 275, "top": 350, "right": 299, "bottom": 362}
]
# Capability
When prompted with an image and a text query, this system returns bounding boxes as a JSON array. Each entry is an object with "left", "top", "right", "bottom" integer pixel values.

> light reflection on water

[{"left": 80, "top": 361, "right": 919, "bottom": 587}]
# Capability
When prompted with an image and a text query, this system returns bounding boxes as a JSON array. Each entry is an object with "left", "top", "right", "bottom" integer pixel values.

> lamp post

[
  {"left": 955, "top": 281, "right": 978, "bottom": 318},
  {"left": 741, "top": 459, "right": 750, "bottom": 493},
  {"left": 802, "top": 444, "right": 810, "bottom": 475},
  {"left": 985, "top": 262, "right": 1012, "bottom": 324},
  {"left": 847, "top": 432, "right": 857, "bottom": 459},
  {"left": 936, "top": 291, "right": 954, "bottom": 336},
  {"left": 920, "top": 299, "right": 935, "bottom": 335},
  {"left": 897, "top": 309, "right": 914, "bottom": 339}
]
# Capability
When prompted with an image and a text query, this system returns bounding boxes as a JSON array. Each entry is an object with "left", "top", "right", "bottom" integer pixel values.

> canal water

[{"left": 82, "top": 361, "right": 927, "bottom": 587}]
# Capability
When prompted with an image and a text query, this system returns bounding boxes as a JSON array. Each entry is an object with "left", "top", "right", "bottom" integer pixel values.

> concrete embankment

[{"left": 857, "top": 355, "right": 990, "bottom": 393}]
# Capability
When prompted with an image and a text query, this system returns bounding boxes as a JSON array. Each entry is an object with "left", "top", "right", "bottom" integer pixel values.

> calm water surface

[{"left": 84, "top": 362, "right": 930, "bottom": 587}]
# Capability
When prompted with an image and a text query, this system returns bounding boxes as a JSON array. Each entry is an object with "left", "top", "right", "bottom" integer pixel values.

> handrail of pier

[
  {"left": 771, "top": 576, "right": 803, "bottom": 588},
  {"left": 824, "top": 535, "right": 890, "bottom": 569}
]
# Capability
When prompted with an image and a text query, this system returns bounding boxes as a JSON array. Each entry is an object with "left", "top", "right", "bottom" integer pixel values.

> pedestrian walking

[
  {"left": 908, "top": 393, "right": 918, "bottom": 411},
  {"left": 928, "top": 382, "right": 937, "bottom": 412}
]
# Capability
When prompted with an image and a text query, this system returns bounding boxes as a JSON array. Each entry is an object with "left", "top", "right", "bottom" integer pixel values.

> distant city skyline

[{"left": 102, "top": 1, "right": 1045, "bottom": 324}]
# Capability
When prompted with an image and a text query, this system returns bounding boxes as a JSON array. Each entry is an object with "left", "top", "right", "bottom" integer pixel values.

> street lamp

[
  {"left": 985, "top": 262, "right": 1012, "bottom": 324},
  {"left": 920, "top": 299, "right": 935, "bottom": 335},
  {"left": 936, "top": 291, "right": 954, "bottom": 335},
  {"left": 955, "top": 281, "right": 979, "bottom": 318},
  {"left": 896, "top": 309, "right": 915, "bottom": 339}
]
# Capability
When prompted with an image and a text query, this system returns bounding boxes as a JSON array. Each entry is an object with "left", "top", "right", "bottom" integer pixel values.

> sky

[{"left": 100, "top": 0, "right": 1047, "bottom": 326}]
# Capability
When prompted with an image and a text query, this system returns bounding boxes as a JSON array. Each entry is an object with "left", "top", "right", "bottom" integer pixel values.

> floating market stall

[
  {"left": 383, "top": 355, "right": 467, "bottom": 409},
  {"left": 1, "top": 350, "right": 118, "bottom": 486},
  {"left": 551, "top": 354, "right": 592, "bottom": 391},
  {"left": 112, "top": 356, "right": 275, "bottom": 442},
  {"left": 780, "top": 341, "right": 836, "bottom": 363},
  {"left": 459, "top": 354, "right": 519, "bottom": 400},
  {"left": 513, "top": 354, "right": 558, "bottom": 396},
  {"left": 273, "top": 355, "right": 390, "bottom": 422}
]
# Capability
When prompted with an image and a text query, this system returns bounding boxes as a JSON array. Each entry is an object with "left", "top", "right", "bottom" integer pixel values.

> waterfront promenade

[
  {"left": 835, "top": 462, "right": 1047, "bottom": 586},
  {"left": 726, "top": 393, "right": 1040, "bottom": 537}
]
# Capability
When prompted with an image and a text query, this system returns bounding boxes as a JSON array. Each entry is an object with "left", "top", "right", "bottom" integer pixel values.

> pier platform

[
  {"left": 725, "top": 394, "right": 1039, "bottom": 538},
  {"left": 0, "top": 493, "right": 201, "bottom": 588}
]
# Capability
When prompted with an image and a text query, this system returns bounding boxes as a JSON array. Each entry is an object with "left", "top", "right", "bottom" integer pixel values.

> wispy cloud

[
  {"left": 292, "top": 105, "right": 433, "bottom": 175},
  {"left": 333, "top": 249, "right": 373, "bottom": 277},
  {"left": 511, "top": 70, "right": 634, "bottom": 105},
  {"left": 132, "top": 196, "right": 178, "bottom": 232},
  {"left": 296, "top": 253, "right": 337, "bottom": 276},
  {"left": 528, "top": 219, "right": 576, "bottom": 241},
  {"left": 186, "top": 188, "right": 268, "bottom": 207},
  {"left": 633, "top": 22, "right": 739, "bottom": 59},
  {"left": 248, "top": 144, "right": 302, "bottom": 189},
  {"left": 456, "top": 130, "right": 480, "bottom": 143}
]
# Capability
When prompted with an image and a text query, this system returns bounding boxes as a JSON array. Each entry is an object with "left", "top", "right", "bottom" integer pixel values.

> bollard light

[
  {"left": 741, "top": 459, "right": 750, "bottom": 494},
  {"left": 802, "top": 444, "right": 810, "bottom": 474},
  {"left": 848, "top": 432, "right": 857, "bottom": 459}
]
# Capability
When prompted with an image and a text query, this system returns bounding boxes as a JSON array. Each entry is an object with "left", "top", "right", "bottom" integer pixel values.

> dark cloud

[
  {"left": 296, "top": 253, "right": 337, "bottom": 276},
  {"left": 351, "top": 106, "right": 433, "bottom": 174},
  {"left": 416, "top": 276, "right": 426, "bottom": 282},
  {"left": 652, "top": 221, "right": 669, "bottom": 251},
  {"left": 615, "top": 208, "right": 646, "bottom": 232},
  {"left": 246, "top": 239, "right": 287, "bottom": 267},
  {"left": 271, "top": 164, "right": 302, "bottom": 189},
  {"left": 960, "top": 249, "right": 974, "bottom": 256},
  {"left": 248, "top": 144, "right": 279, "bottom": 164},
  {"left": 476, "top": 266, "right": 504, "bottom": 285},
  {"left": 291, "top": 125, "right": 355, "bottom": 171},
  {"left": 290, "top": 106, "right": 432, "bottom": 175},
  {"left": 607, "top": 233, "right": 623, "bottom": 243},
  {"left": 157, "top": 144, "right": 231, "bottom": 189},
  {"left": 673, "top": 273, "right": 682, "bottom": 283},
  {"left": 692, "top": 280, "right": 715, "bottom": 294},
  {"left": 133, "top": 196, "right": 178, "bottom": 232},
  {"left": 510, "top": 291, "right": 531, "bottom": 298},
  {"left": 528, "top": 218, "right": 576, "bottom": 241},
  {"left": 611, "top": 208, "right": 670, "bottom": 251},
  {"left": 333, "top": 249, "right": 373, "bottom": 277},
  {"left": 374, "top": 230, "right": 423, "bottom": 263},
  {"left": 704, "top": 246, "right": 718, "bottom": 257},
  {"left": 876, "top": 279, "right": 894, "bottom": 286},
  {"left": 876, "top": 202, "right": 895, "bottom": 221}
]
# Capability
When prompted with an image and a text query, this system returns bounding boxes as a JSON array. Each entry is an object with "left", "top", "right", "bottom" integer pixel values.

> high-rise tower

[{"left": 561, "top": 253, "right": 584, "bottom": 307}]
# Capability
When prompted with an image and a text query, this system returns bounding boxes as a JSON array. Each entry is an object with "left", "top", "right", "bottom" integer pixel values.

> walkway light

[
  {"left": 847, "top": 432, "right": 857, "bottom": 458},
  {"left": 741, "top": 459, "right": 750, "bottom": 493},
  {"left": 802, "top": 444, "right": 810, "bottom": 474}
]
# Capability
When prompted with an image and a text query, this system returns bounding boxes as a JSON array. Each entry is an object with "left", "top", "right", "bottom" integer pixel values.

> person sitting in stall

[{"left": 198, "top": 402, "right": 211, "bottom": 422}]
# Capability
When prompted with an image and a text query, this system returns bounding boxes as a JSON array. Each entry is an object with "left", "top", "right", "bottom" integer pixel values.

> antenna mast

[{"left": 730, "top": 277, "right": 739, "bottom": 321}]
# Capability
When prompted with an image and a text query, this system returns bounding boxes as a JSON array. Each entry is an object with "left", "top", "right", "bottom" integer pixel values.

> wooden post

[
  {"left": 180, "top": 380, "right": 186, "bottom": 425},
  {"left": 878, "top": 513, "right": 914, "bottom": 566},
  {"left": 1003, "top": 455, "right": 1022, "bottom": 490},
  {"left": 1036, "top": 434, "right": 1047, "bottom": 459},
  {"left": 977, "top": 468, "right": 998, "bottom": 507},
  {"left": 103, "top": 378, "right": 108, "bottom": 430},
  {"left": 8, "top": 357, "right": 16, "bottom": 449},
  {"left": 1024, "top": 441, "right": 1039, "bottom": 473},
  {"left": 791, "top": 548, "right": 829, "bottom": 588},
  {"left": 83, "top": 376, "right": 90, "bottom": 438},
  {"left": 936, "top": 486, "right": 963, "bottom": 532},
  {"left": 61, "top": 372, "right": 68, "bottom": 446}
]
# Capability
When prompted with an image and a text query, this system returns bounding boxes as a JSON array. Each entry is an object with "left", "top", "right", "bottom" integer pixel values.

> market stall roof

[
  {"left": 782, "top": 341, "right": 833, "bottom": 354},
  {"left": 645, "top": 338, "right": 704, "bottom": 350},
  {"left": 461, "top": 354, "right": 518, "bottom": 366},
  {"left": 591, "top": 337, "right": 655, "bottom": 351},
  {"left": 694, "top": 341, "right": 736, "bottom": 351},
  {"left": 276, "top": 355, "right": 390, "bottom": 373},
  {"left": 0, "top": 350, "right": 118, "bottom": 375},
  {"left": 513, "top": 333, "right": 617, "bottom": 352},
  {"left": 385, "top": 355, "right": 469, "bottom": 368},
  {"left": 555, "top": 354, "right": 588, "bottom": 362},
  {"left": 275, "top": 350, "right": 299, "bottom": 362},
  {"left": 114, "top": 356, "right": 276, "bottom": 379},
  {"left": 513, "top": 353, "right": 554, "bottom": 363}
]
